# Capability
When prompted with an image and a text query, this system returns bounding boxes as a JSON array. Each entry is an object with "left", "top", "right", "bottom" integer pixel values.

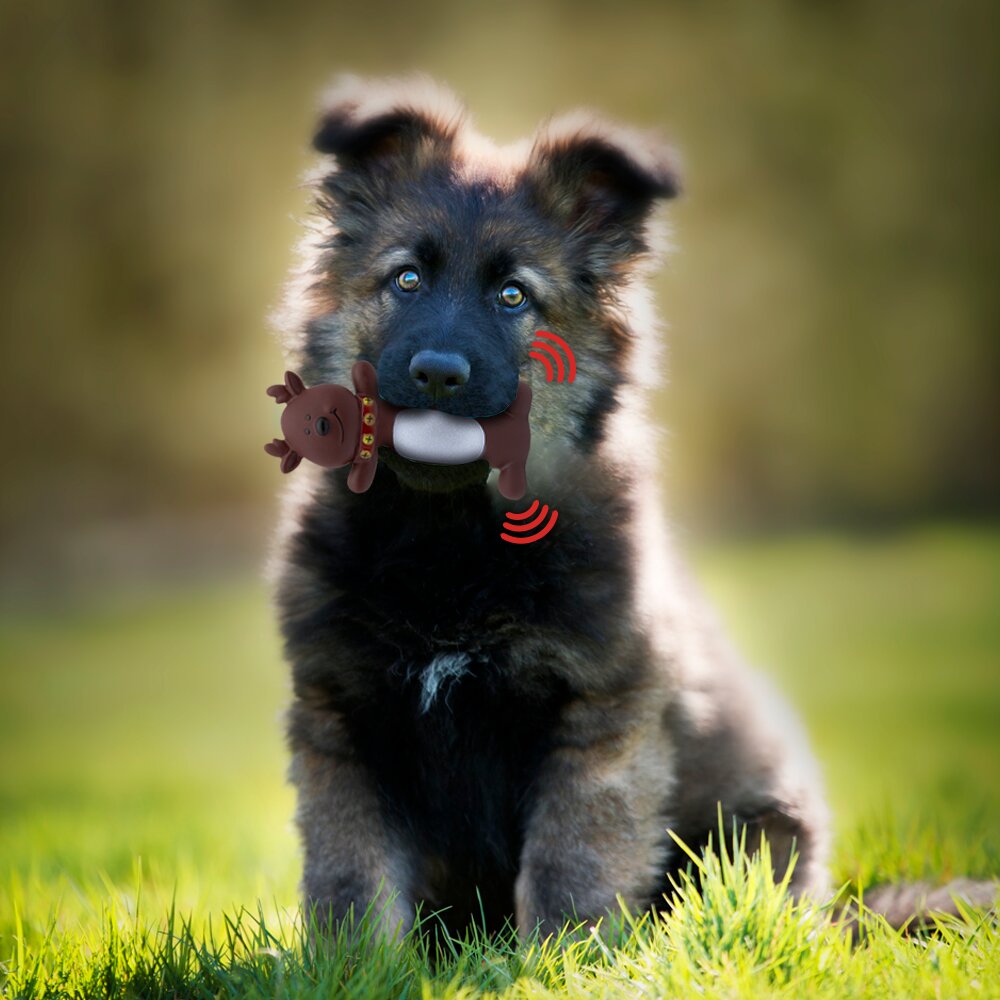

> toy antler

[
  {"left": 266, "top": 371, "right": 307, "bottom": 405},
  {"left": 264, "top": 438, "right": 302, "bottom": 474}
]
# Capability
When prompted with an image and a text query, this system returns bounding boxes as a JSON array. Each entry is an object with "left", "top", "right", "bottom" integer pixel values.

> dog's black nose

[{"left": 409, "top": 350, "right": 470, "bottom": 399}]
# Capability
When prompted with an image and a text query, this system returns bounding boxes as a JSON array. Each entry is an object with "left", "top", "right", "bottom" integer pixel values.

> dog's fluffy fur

[{"left": 271, "top": 74, "right": 834, "bottom": 938}]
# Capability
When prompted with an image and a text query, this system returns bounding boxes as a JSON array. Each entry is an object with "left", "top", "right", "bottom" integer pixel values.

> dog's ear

[
  {"left": 527, "top": 112, "right": 680, "bottom": 259},
  {"left": 312, "top": 74, "right": 466, "bottom": 171}
]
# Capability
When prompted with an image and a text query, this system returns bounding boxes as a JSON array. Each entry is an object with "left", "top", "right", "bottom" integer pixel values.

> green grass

[{"left": 2, "top": 523, "right": 998, "bottom": 997}]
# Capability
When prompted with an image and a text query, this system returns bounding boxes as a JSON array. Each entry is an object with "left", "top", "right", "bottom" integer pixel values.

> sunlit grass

[
  {"left": 4, "top": 831, "right": 996, "bottom": 999},
  {"left": 2, "top": 523, "right": 998, "bottom": 996}
]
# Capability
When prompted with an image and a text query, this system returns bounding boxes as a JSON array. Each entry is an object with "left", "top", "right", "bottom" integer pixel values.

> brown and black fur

[{"left": 271, "top": 75, "right": 881, "bottom": 940}]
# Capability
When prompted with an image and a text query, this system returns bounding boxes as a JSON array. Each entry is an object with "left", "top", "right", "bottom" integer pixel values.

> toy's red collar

[{"left": 358, "top": 394, "right": 376, "bottom": 459}]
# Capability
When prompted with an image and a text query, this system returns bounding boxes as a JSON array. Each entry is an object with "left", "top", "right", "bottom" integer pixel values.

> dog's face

[
  {"left": 329, "top": 174, "right": 533, "bottom": 419},
  {"left": 292, "top": 77, "right": 678, "bottom": 485}
]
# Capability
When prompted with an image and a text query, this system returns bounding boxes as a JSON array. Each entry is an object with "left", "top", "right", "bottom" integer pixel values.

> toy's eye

[
  {"left": 395, "top": 268, "right": 421, "bottom": 292},
  {"left": 498, "top": 283, "right": 526, "bottom": 309},
  {"left": 315, "top": 416, "right": 330, "bottom": 436}
]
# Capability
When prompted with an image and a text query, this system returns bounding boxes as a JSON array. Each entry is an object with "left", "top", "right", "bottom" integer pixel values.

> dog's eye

[
  {"left": 395, "top": 268, "right": 421, "bottom": 292},
  {"left": 498, "top": 284, "right": 526, "bottom": 309}
]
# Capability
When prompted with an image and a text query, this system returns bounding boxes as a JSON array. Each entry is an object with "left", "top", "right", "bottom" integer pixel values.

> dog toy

[{"left": 265, "top": 361, "right": 532, "bottom": 499}]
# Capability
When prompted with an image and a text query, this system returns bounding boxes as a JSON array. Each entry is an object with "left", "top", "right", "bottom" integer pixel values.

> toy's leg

[
  {"left": 497, "top": 462, "right": 527, "bottom": 501},
  {"left": 347, "top": 457, "right": 378, "bottom": 494}
]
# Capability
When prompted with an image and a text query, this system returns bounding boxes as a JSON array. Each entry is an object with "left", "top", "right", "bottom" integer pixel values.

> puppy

[{"left": 271, "top": 75, "right": 831, "bottom": 939}]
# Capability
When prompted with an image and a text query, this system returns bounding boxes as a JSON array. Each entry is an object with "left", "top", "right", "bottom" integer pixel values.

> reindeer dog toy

[{"left": 265, "top": 361, "right": 532, "bottom": 500}]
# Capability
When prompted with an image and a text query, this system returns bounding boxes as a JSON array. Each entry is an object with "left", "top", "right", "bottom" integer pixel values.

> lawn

[{"left": 2, "top": 523, "right": 998, "bottom": 997}]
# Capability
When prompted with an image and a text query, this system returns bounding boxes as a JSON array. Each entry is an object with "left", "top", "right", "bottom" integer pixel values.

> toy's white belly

[{"left": 393, "top": 409, "right": 485, "bottom": 465}]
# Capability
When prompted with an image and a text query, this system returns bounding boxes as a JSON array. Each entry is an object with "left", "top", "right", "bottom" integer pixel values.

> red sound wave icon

[
  {"left": 529, "top": 331, "right": 576, "bottom": 383},
  {"left": 500, "top": 499, "right": 560, "bottom": 545}
]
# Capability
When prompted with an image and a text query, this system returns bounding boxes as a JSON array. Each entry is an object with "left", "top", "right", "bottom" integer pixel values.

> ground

[{"left": 2, "top": 522, "right": 998, "bottom": 997}]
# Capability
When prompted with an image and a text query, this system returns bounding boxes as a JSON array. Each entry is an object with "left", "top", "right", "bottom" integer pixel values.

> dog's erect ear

[
  {"left": 312, "top": 75, "right": 466, "bottom": 170},
  {"left": 527, "top": 112, "right": 680, "bottom": 254}
]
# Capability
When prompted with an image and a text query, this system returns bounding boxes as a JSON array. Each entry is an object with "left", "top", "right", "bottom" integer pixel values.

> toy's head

[{"left": 265, "top": 372, "right": 360, "bottom": 473}]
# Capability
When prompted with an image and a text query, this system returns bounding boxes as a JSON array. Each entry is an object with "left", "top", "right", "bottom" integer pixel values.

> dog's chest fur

[{"left": 286, "top": 461, "right": 632, "bottom": 700}]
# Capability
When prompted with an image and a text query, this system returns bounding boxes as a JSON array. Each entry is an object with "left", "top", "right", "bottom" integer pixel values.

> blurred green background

[{"left": 1, "top": 0, "right": 998, "bottom": 943}]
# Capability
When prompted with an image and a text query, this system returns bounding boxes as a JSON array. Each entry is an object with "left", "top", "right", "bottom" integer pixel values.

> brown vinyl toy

[{"left": 265, "top": 361, "right": 532, "bottom": 499}]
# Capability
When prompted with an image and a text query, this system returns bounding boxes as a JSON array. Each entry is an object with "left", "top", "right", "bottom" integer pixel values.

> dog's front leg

[
  {"left": 515, "top": 691, "right": 672, "bottom": 938},
  {"left": 289, "top": 707, "right": 415, "bottom": 937}
]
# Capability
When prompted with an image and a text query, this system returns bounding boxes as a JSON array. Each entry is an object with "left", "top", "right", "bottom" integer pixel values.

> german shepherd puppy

[{"left": 271, "top": 75, "right": 831, "bottom": 939}]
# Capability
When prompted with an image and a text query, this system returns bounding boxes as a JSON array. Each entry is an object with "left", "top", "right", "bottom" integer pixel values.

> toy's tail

[{"left": 840, "top": 878, "right": 997, "bottom": 940}]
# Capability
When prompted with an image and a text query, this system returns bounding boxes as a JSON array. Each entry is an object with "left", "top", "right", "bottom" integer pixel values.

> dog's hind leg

[{"left": 664, "top": 665, "right": 833, "bottom": 903}]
